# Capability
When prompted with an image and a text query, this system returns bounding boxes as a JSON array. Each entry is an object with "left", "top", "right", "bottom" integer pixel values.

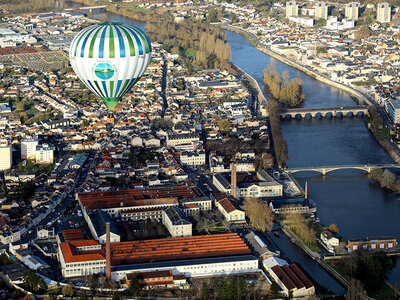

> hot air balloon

[{"left": 69, "top": 22, "right": 152, "bottom": 111}]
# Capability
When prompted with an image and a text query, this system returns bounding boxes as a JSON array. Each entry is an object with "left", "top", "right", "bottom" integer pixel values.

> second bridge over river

[
  {"left": 286, "top": 164, "right": 400, "bottom": 175},
  {"left": 280, "top": 105, "right": 369, "bottom": 119}
]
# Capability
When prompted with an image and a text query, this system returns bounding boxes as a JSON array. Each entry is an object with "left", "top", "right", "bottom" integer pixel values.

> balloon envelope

[{"left": 69, "top": 22, "right": 152, "bottom": 110}]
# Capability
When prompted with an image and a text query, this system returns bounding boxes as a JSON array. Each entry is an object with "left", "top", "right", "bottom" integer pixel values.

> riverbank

[
  {"left": 221, "top": 23, "right": 371, "bottom": 107},
  {"left": 222, "top": 23, "right": 400, "bottom": 164}
]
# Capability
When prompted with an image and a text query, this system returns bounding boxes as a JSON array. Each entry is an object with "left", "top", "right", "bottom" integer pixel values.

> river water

[
  {"left": 226, "top": 30, "right": 400, "bottom": 287},
  {"left": 63, "top": 1, "right": 400, "bottom": 291}
]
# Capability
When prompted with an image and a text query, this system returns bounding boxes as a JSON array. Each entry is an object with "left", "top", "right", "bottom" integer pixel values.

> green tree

[
  {"left": 215, "top": 279, "right": 233, "bottom": 300},
  {"left": 344, "top": 251, "right": 394, "bottom": 291},
  {"left": 200, "top": 281, "right": 209, "bottom": 300},
  {"left": 38, "top": 277, "right": 47, "bottom": 292},
  {"left": 159, "top": 117, "right": 173, "bottom": 129},
  {"left": 285, "top": 290, "right": 294, "bottom": 300},
  {"left": 233, "top": 277, "right": 247, "bottom": 300},
  {"left": 23, "top": 270, "right": 39, "bottom": 291},
  {"left": 62, "top": 285, "right": 74, "bottom": 297},
  {"left": 80, "top": 290, "right": 89, "bottom": 300},
  {"left": 207, "top": 8, "right": 219, "bottom": 23},
  {"left": 128, "top": 277, "right": 140, "bottom": 296},
  {"left": 218, "top": 119, "right": 231, "bottom": 134},
  {"left": 0, "top": 253, "right": 11, "bottom": 266},
  {"left": 270, "top": 281, "right": 280, "bottom": 297},
  {"left": 44, "top": 294, "right": 56, "bottom": 300}
]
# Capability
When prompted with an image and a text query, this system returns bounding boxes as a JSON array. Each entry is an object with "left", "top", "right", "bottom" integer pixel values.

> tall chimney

[
  {"left": 105, "top": 222, "right": 111, "bottom": 280},
  {"left": 304, "top": 182, "right": 308, "bottom": 199},
  {"left": 231, "top": 163, "right": 237, "bottom": 198}
]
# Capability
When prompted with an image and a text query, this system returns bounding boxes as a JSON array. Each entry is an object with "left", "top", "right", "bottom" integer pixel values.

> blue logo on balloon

[{"left": 94, "top": 63, "right": 115, "bottom": 80}]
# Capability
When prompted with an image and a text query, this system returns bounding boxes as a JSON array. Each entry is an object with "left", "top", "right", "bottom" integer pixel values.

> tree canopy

[
  {"left": 243, "top": 197, "right": 273, "bottom": 231},
  {"left": 264, "top": 65, "right": 305, "bottom": 107}
]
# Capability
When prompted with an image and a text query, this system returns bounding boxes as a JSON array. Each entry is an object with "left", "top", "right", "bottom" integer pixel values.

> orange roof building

[
  {"left": 77, "top": 186, "right": 212, "bottom": 220},
  {"left": 58, "top": 233, "right": 258, "bottom": 279}
]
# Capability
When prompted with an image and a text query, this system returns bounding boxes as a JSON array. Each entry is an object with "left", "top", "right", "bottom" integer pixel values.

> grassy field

[{"left": 16, "top": 160, "right": 54, "bottom": 176}]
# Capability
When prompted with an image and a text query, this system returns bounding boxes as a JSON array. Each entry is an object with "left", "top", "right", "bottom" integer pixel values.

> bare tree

[
  {"left": 283, "top": 208, "right": 316, "bottom": 244},
  {"left": 382, "top": 169, "right": 395, "bottom": 189},
  {"left": 243, "top": 197, "right": 273, "bottom": 231},
  {"left": 346, "top": 278, "right": 366, "bottom": 300}
]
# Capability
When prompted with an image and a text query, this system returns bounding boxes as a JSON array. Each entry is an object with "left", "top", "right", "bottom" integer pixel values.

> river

[
  {"left": 226, "top": 30, "right": 400, "bottom": 287},
  {"left": 63, "top": 1, "right": 400, "bottom": 291}
]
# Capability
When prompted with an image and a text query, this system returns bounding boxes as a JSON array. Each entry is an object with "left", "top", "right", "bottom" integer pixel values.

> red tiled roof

[
  {"left": 271, "top": 263, "right": 314, "bottom": 291},
  {"left": 218, "top": 198, "right": 238, "bottom": 214},
  {"left": 60, "top": 234, "right": 250, "bottom": 265},
  {"left": 127, "top": 270, "right": 173, "bottom": 280},
  {"left": 60, "top": 240, "right": 104, "bottom": 263},
  {"left": 78, "top": 186, "right": 202, "bottom": 210},
  {"left": 121, "top": 207, "right": 163, "bottom": 214},
  {"left": 62, "top": 229, "right": 84, "bottom": 241},
  {"left": 183, "top": 203, "right": 199, "bottom": 209}
]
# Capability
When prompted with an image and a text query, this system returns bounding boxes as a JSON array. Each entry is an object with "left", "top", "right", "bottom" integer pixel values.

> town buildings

[
  {"left": 387, "top": 99, "right": 400, "bottom": 124},
  {"left": 77, "top": 186, "right": 212, "bottom": 219},
  {"left": 162, "top": 206, "right": 192, "bottom": 237},
  {"left": 0, "top": 140, "right": 12, "bottom": 171},
  {"left": 21, "top": 138, "right": 39, "bottom": 160},
  {"left": 347, "top": 236, "right": 397, "bottom": 252},
  {"left": 286, "top": 1, "right": 299, "bottom": 18},
  {"left": 262, "top": 257, "right": 315, "bottom": 297},
  {"left": 320, "top": 231, "right": 339, "bottom": 253},
  {"left": 35, "top": 144, "right": 55, "bottom": 164},
  {"left": 377, "top": 2, "right": 391, "bottom": 23},
  {"left": 345, "top": 2, "right": 360, "bottom": 20},
  {"left": 314, "top": 2, "right": 328, "bottom": 20},
  {"left": 213, "top": 170, "right": 283, "bottom": 198},
  {"left": 57, "top": 233, "right": 258, "bottom": 279},
  {"left": 216, "top": 197, "right": 245, "bottom": 223}
]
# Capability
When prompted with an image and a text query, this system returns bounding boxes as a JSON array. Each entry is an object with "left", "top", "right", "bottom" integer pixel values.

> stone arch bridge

[
  {"left": 286, "top": 164, "right": 400, "bottom": 176},
  {"left": 280, "top": 105, "right": 369, "bottom": 119}
]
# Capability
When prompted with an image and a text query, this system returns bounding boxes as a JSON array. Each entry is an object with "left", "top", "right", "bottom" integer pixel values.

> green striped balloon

[{"left": 69, "top": 22, "right": 152, "bottom": 111}]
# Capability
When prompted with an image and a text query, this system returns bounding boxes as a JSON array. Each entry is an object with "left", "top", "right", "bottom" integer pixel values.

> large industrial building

[
  {"left": 57, "top": 233, "right": 259, "bottom": 280},
  {"left": 77, "top": 186, "right": 212, "bottom": 221},
  {"left": 213, "top": 168, "right": 283, "bottom": 199}
]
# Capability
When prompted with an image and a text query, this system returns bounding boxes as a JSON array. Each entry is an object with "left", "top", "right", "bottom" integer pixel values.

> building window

[{"left": 353, "top": 245, "right": 357, "bottom": 250}]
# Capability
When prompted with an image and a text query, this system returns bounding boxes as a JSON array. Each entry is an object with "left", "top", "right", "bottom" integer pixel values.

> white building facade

[
  {"left": 35, "top": 144, "right": 55, "bottom": 164},
  {"left": 21, "top": 138, "right": 38, "bottom": 159},
  {"left": 0, "top": 140, "right": 12, "bottom": 171}
]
